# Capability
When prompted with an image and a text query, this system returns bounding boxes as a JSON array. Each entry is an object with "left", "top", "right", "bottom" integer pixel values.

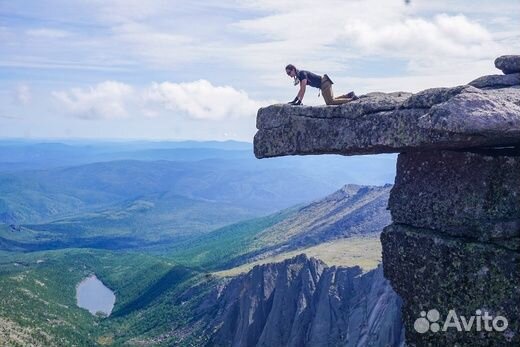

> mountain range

[{"left": 0, "top": 140, "right": 401, "bottom": 346}]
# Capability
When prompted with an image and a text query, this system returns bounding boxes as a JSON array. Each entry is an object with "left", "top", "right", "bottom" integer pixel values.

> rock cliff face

[
  {"left": 253, "top": 55, "right": 520, "bottom": 346},
  {"left": 381, "top": 149, "right": 519, "bottom": 346},
  {"left": 205, "top": 255, "right": 404, "bottom": 347}
]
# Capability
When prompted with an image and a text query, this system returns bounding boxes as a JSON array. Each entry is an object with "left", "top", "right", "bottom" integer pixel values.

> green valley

[{"left": 0, "top": 140, "right": 397, "bottom": 346}]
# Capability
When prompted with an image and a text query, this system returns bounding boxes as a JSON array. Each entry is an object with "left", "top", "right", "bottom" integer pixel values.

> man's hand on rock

[{"left": 288, "top": 97, "right": 302, "bottom": 105}]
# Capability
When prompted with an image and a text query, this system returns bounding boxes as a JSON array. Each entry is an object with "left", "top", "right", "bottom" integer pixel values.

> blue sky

[{"left": 1, "top": 0, "right": 519, "bottom": 141}]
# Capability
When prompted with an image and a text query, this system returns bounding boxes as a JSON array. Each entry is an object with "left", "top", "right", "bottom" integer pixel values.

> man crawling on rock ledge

[{"left": 285, "top": 64, "right": 359, "bottom": 105}]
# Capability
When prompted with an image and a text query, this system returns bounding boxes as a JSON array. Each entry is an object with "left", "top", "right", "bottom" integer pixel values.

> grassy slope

[
  {"left": 0, "top": 184, "right": 391, "bottom": 346},
  {"left": 0, "top": 157, "right": 356, "bottom": 225},
  {"left": 167, "top": 206, "right": 301, "bottom": 270},
  {"left": 168, "top": 184, "right": 390, "bottom": 271},
  {"left": 0, "top": 195, "right": 384, "bottom": 346},
  {"left": 214, "top": 234, "right": 382, "bottom": 277},
  {"left": 0, "top": 193, "right": 259, "bottom": 252},
  {"left": 0, "top": 142, "right": 397, "bottom": 346},
  {"left": 0, "top": 249, "right": 198, "bottom": 346}
]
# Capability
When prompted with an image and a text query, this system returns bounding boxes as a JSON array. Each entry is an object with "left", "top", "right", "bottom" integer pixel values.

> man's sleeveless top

[{"left": 297, "top": 70, "right": 322, "bottom": 89}]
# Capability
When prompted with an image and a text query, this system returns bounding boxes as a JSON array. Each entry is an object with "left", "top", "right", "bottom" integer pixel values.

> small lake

[{"left": 76, "top": 275, "right": 116, "bottom": 316}]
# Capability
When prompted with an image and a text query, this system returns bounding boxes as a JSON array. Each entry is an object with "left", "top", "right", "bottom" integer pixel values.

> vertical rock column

[{"left": 381, "top": 149, "right": 520, "bottom": 346}]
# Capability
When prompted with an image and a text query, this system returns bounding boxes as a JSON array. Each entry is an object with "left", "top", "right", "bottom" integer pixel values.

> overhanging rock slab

[{"left": 254, "top": 86, "right": 520, "bottom": 158}]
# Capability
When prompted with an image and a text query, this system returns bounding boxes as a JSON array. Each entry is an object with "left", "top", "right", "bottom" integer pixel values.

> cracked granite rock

[
  {"left": 389, "top": 149, "right": 520, "bottom": 245},
  {"left": 383, "top": 149, "right": 520, "bottom": 346}
]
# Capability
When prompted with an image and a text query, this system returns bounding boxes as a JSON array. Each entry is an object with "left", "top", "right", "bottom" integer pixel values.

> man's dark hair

[{"left": 285, "top": 64, "right": 297, "bottom": 72}]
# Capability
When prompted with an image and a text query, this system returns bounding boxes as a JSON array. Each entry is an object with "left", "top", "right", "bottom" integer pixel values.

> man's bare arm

[{"left": 297, "top": 79, "right": 307, "bottom": 101}]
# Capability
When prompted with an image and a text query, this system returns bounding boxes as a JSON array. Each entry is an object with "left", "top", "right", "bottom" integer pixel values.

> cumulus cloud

[
  {"left": 53, "top": 79, "right": 267, "bottom": 121},
  {"left": 143, "top": 80, "right": 264, "bottom": 120},
  {"left": 344, "top": 14, "right": 494, "bottom": 58},
  {"left": 230, "top": 1, "right": 516, "bottom": 87},
  {"left": 52, "top": 81, "right": 134, "bottom": 119}
]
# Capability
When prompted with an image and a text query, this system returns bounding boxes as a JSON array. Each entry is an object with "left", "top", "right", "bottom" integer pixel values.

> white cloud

[
  {"left": 14, "top": 84, "right": 31, "bottom": 104},
  {"left": 52, "top": 81, "right": 134, "bottom": 119},
  {"left": 143, "top": 80, "right": 265, "bottom": 120},
  {"left": 228, "top": 1, "right": 517, "bottom": 91},
  {"left": 52, "top": 79, "right": 269, "bottom": 121},
  {"left": 344, "top": 14, "right": 494, "bottom": 58},
  {"left": 342, "top": 14, "right": 505, "bottom": 75},
  {"left": 3, "top": 1, "right": 517, "bottom": 81}
]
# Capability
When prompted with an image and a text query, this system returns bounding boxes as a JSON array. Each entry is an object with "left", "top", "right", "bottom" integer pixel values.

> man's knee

[
  {"left": 322, "top": 91, "right": 333, "bottom": 104},
  {"left": 321, "top": 85, "right": 333, "bottom": 104}
]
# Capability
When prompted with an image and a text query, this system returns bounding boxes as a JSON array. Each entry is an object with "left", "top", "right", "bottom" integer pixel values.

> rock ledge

[{"left": 254, "top": 56, "right": 520, "bottom": 159}]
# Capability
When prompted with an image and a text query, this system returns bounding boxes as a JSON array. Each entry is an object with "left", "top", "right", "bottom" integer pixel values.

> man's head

[{"left": 285, "top": 64, "right": 297, "bottom": 77}]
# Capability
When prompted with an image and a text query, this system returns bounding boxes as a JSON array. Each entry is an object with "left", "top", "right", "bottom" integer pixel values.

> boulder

[
  {"left": 469, "top": 73, "right": 520, "bottom": 88},
  {"left": 495, "top": 55, "right": 520, "bottom": 74}
]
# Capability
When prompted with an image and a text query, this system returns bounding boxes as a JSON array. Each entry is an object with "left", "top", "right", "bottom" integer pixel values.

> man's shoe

[
  {"left": 345, "top": 91, "right": 359, "bottom": 100},
  {"left": 339, "top": 91, "right": 358, "bottom": 100}
]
